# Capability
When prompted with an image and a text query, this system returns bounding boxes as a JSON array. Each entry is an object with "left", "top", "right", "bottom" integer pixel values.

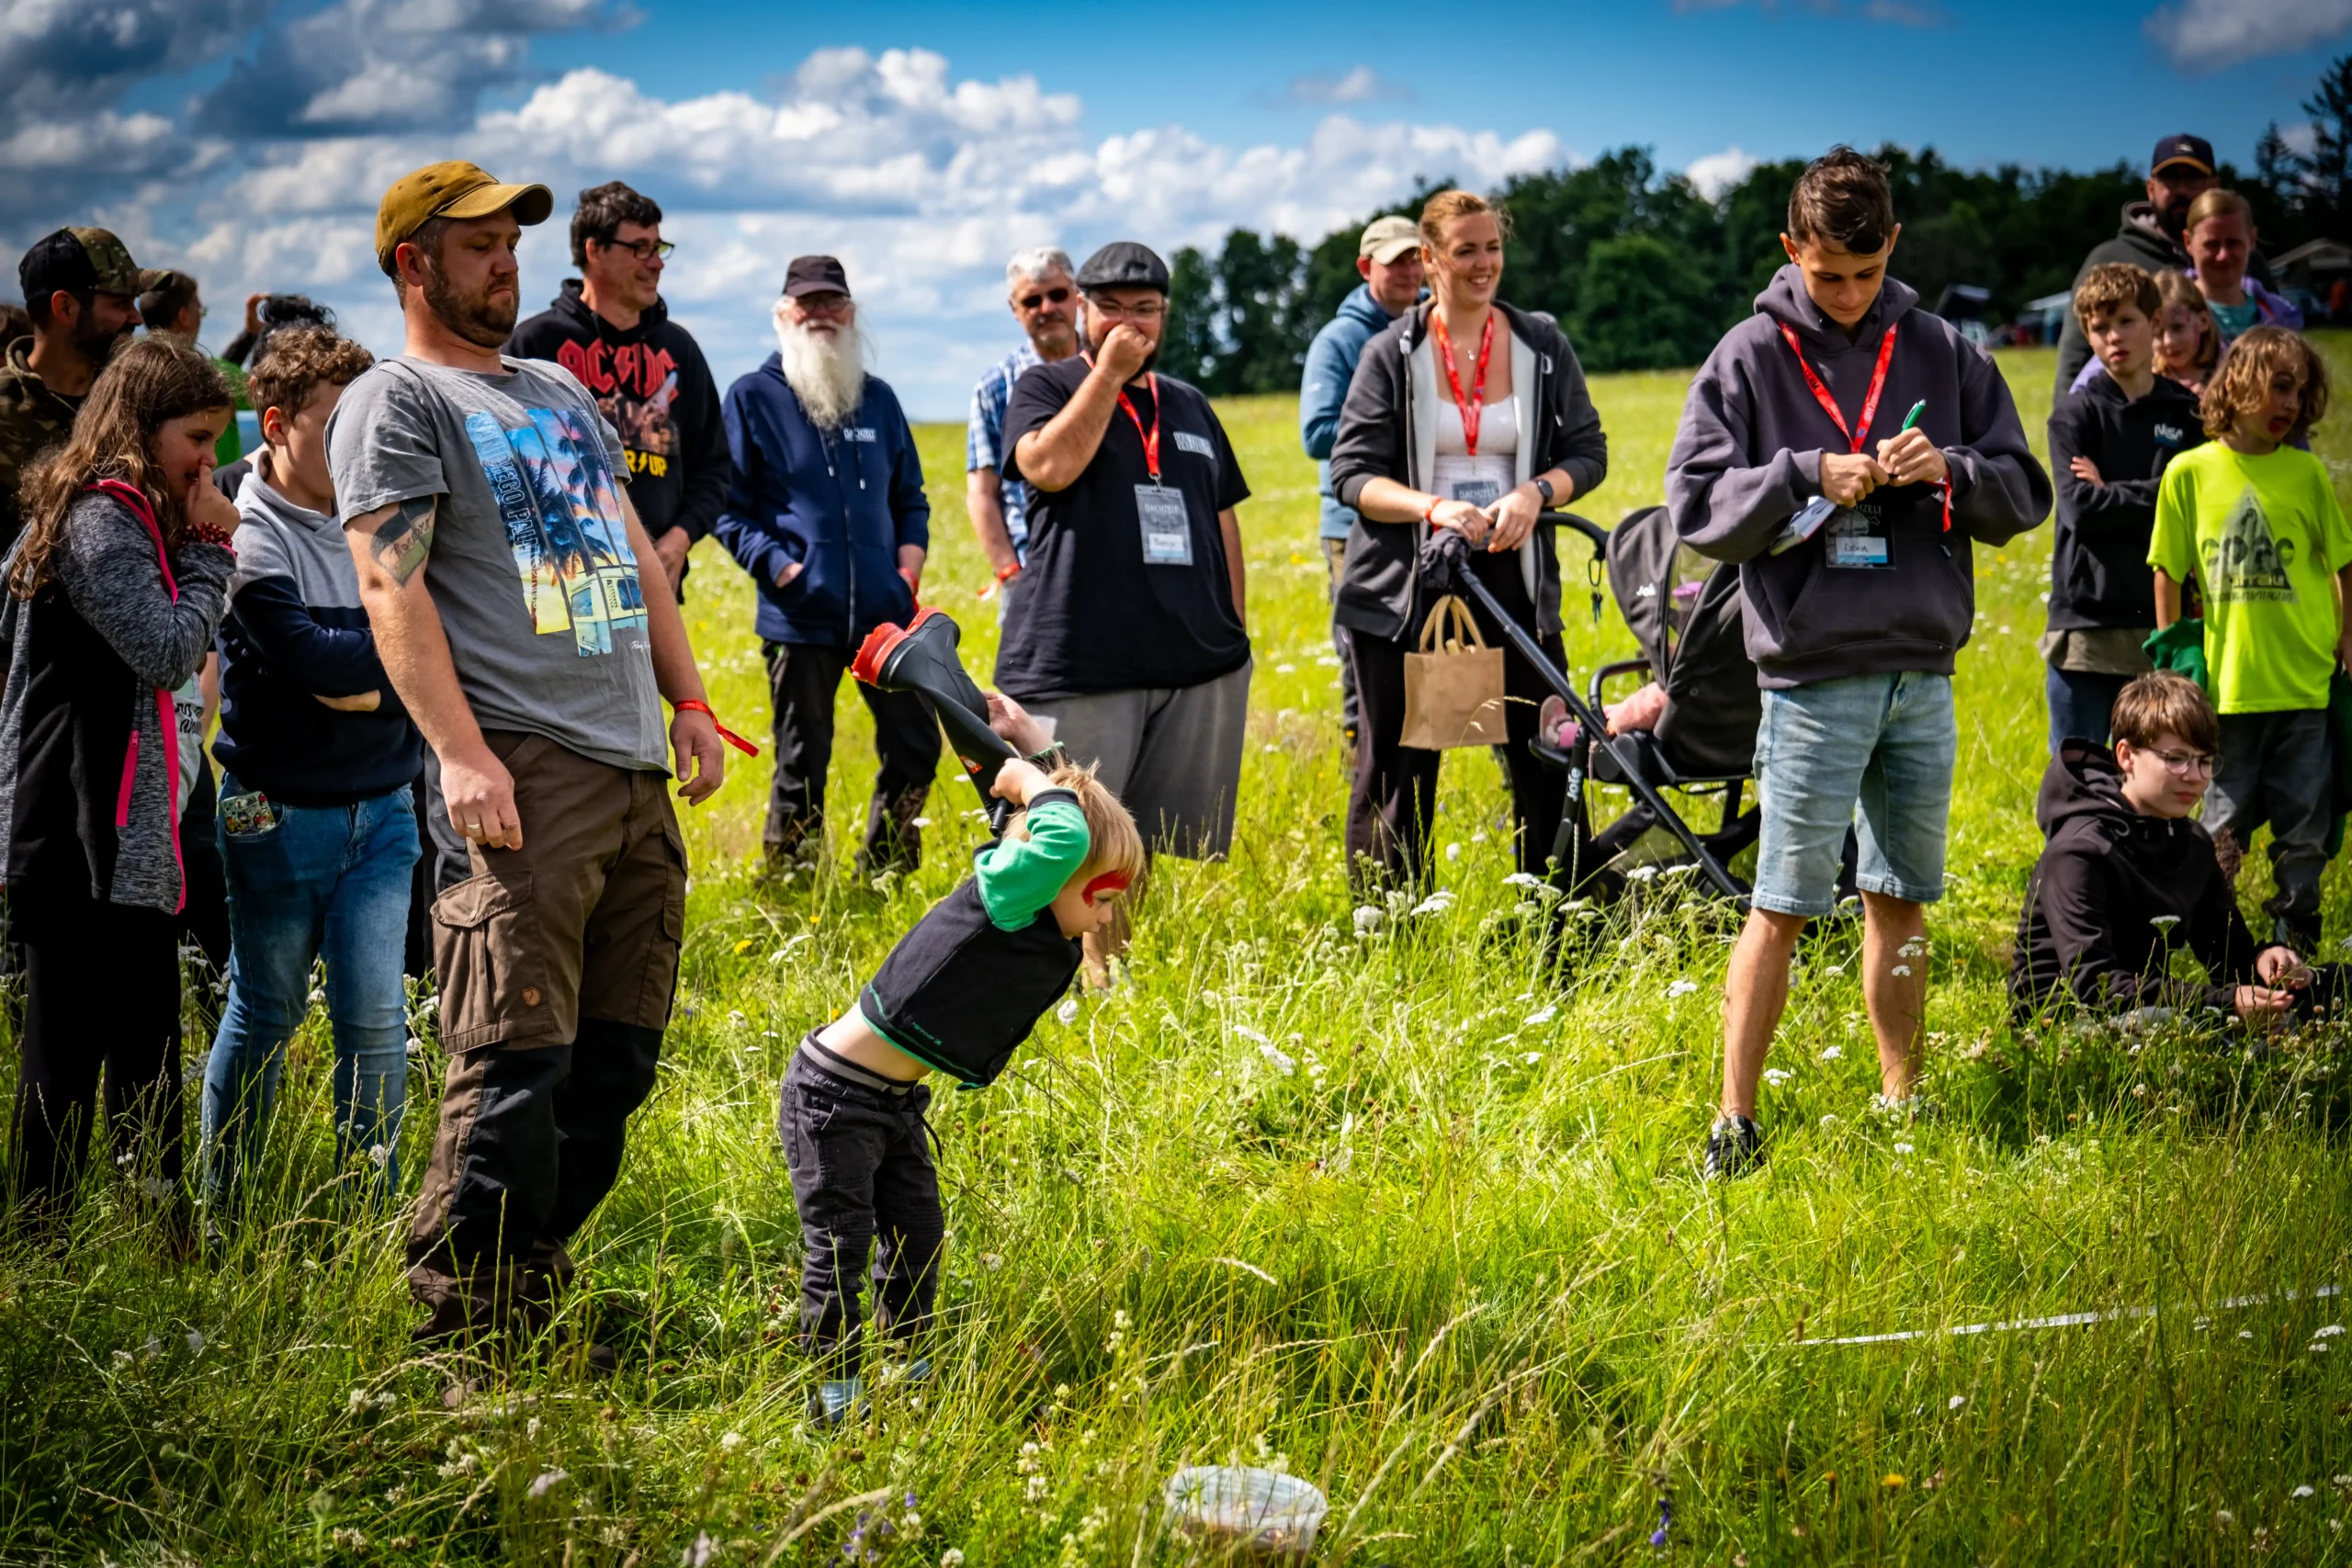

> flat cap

[
  {"left": 1075, "top": 241, "right": 1170, "bottom": 295},
  {"left": 376, "top": 161, "right": 553, "bottom": 277}
]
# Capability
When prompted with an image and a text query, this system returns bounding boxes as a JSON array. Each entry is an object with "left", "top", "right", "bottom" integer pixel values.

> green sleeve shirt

[{"left": 974, "top": 792, "right": 1091, "bottom": 931}]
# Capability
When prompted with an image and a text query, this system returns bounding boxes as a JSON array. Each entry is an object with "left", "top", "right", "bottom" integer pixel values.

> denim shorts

[{"left": 1750, "top": 671, "right": 1956, "bottom": 918}]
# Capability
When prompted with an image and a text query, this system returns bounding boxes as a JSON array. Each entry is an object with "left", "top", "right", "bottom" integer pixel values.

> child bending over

[
  {"left": 779, "top": 694, "right": 1143, "bottom": 1426},
  {"left": 2011, "top": 671, "right": 2318, "bottom": 1022}
]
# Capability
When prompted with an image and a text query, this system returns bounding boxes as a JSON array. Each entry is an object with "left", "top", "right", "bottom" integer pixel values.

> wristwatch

[{"left": 1533, "top": 477, "right": 1556, "bottom": 508}]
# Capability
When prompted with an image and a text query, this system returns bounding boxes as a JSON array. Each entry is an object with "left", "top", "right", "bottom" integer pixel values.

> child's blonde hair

[
  {"left": 2201, "top": 325, "right": 2327, "bottom": 442},
  {"left": 2154, "top": 269, "right": 2221, "bottom": 380},
  {"left": 1006, "top": 762, "right": 1144, "bottom": 892}
]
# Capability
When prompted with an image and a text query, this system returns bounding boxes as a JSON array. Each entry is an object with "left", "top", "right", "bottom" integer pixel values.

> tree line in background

[{"left": 1160, "top": 54, "right": 2352, "bottom": 389}]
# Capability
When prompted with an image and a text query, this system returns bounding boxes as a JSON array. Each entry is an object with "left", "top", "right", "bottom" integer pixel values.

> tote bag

[{"left": 1400, "top": 594, "right": 1506, "bottom": 750}]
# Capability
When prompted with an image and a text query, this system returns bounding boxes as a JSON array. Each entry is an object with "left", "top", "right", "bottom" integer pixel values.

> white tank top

[{"left": 1435, "top": 394, "right": 1519, "bottom": 457}]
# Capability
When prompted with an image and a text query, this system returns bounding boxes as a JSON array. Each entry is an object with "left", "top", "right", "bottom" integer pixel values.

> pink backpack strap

[{"left": 80, "top": 479, "right": 188, "bottom": 909}]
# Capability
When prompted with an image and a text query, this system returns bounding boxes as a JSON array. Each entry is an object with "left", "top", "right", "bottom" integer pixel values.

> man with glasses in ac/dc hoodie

[{"left": 1667, "top": 147, "right": 2052, "bottom": 1181}]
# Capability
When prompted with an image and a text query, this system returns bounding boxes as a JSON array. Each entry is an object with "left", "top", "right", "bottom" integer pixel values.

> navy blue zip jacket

[
  {"left": 712, "top": 355, "right": 930, "bottom": 648},
  {"left": 214, "top": 462, "right": 422, "bottom": 807}
]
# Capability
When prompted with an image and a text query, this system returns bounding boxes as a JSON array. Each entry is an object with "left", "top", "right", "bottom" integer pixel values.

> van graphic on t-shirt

[
  {"left": 2202, "top": 486, "right": 2297, "bottom": 604},
  {"left": 464, "top": 407, "right": 648, "bottom": 657}
]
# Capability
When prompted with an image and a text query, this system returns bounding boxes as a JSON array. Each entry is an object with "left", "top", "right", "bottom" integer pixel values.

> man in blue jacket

[
  {"left": 1299, "top": 216, "right": 1423, "bottom": 751},
  {"left": 714, "top": 256, "right": 936, "bottom": 876}
]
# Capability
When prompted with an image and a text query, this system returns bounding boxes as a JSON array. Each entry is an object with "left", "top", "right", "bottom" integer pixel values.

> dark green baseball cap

[{"left": 18, "top": 227, "right": 164, "bottom": 307}]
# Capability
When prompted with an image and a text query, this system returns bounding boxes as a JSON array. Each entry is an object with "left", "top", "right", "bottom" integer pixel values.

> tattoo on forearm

[{"left": 368, "top": 496, "right": 438, "bottom": 586}]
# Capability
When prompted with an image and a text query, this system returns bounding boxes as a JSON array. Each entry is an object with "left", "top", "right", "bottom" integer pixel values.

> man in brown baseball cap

[
  {"left": 0, "top": 227, "right": 161, "bottom": 550},
  {"left": 376, "top": 160, "right": 555, "bottom": 278}
]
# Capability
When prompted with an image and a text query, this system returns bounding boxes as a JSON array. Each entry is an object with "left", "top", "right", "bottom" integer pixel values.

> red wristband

[
  {"left": 673, "top": 698, "right": 760, "bottom": 756},
  {"left": 1421, "top": 495, "right": 1441, "bottom": 524},
  {"left": 996, "top": 559, "right": 1023, "bottom": 583}
]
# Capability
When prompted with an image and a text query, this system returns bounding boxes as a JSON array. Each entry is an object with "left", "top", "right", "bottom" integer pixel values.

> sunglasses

[{"left": 1018, "top": 286, "right": 1071, "bottom": 311}]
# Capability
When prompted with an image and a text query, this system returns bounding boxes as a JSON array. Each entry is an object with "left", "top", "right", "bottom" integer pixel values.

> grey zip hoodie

[{"left": 1666, "top": 265, "right": 2051, "bottom": 689}]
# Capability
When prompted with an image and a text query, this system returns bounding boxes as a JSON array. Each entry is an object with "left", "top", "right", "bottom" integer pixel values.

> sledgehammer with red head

[{"left": 852, "top": 605, "right": 1019, "bottom": 828}]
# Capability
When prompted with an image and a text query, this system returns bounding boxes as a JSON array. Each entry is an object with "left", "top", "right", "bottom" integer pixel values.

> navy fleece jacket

[{"left": 712, "top": 356, "right": 930, "bottom": 648}]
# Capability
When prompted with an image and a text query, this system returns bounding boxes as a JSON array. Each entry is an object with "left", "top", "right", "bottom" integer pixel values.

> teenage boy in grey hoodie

[{"left": 1667, "top": 147, "right": 2051, "bottom": 1179}]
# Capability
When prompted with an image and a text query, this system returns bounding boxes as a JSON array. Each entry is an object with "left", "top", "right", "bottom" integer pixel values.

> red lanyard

[
  {"left": 1084, "top": 352, "right": 1160, "bottom": 480},
  {"left": 1778, "top": 320, "right": 1948, "bottom": 532},
  {"left": 1779, "top": 321, "right": 1896, "bottom": 453},
  {"left": 1430, "top": 310, "right": 1496, "bottom": 456}
]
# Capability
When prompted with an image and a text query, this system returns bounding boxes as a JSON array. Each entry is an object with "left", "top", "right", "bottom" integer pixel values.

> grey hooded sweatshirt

[{"left": 1666, "top": 266, "right": 2052, "bottom": 689}]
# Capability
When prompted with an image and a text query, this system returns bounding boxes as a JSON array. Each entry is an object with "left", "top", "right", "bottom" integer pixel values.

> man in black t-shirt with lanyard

[{"left": 998, "top": 242, "right": 1251, "bottom": 984}]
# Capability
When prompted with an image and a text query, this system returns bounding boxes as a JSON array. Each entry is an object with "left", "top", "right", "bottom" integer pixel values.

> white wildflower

[
  {"left": 1894, "top": 1142, "right": 1915, "bottom": 1155},
  {"left": 1524, "top": 1004, "right": 1557, "bottom": 1025},
  {"left": 1523, "top": 1051, "right": 1543, "bottom": 1066},
  {"left": 981, "top": 1253, "right": 1004, "bottom": 1271},
  {"left": 528, "top": 1469, "right": 568, "bottom": 1499},
  {"left": 1409, "top": 890, "right": 1454, "bottom": 917},
  {"left": 719, "top": 1430, "right": 744, "bottom": 1451},
  {"left": 347, "top": 1387, "right": 369, "bottom": 1415},
  {"left": 185, "top": 1329, "right": 206, "bottom": 1354},
  {"left": 683, "top": 1531, "right": 718, "bottom": 1568},
  {"left": 1258, "top": 1041, "right": 1298, "bottom": 1077},
  {"left": 1763, "top": 1067, "right": 1792, "bottom": 1086},
  {"left": 1891, "top": 964, "right": 1913, "bottom": 977},
  {"left": 2150, "top": 915, "right": 2181, "bottom": 930},
  {"left": 1625, "top": 865, "right": 1659, "bottom": 883},
  {"left": 1055, "top": 998, "right": 1080, "bottom": 1027},
  {"left": 1820, "top": 1113, "right": 1839, "bottom": 1127},
  {"left": 2315, "top": 1324, "right": 2345, "bottom": 1338},
  {"left": 1949, "top": 1394, "right": 1966, "bottom": 1410},
  {"left": 942, "top": 1552, "right": 967, "bottom": 1568},
  {"left": 1503, "top": 872, "right": 1544, "bottom": 889},
  {"left": 2296, "top": 1485, "right": 2317, "bottom": 1499},
  {"left": 1820, "top": 1044, "right": 1843, "bottom": 1061},
  {"left": 1667, "top": 979, "right": 1700, "bottom": 998},
  {"left": 1018, "top": 1443, "right": 1041, "bottom": 1474},
  {"left": 1445, "top": 842, "right": 1462, "bottom": 862},
  {"left": 1352, "top": 905, "right": 1384, "bottom": 934},
  {"left": 1025, "top": 1474, "right": 1049, "bottom": 1503}
]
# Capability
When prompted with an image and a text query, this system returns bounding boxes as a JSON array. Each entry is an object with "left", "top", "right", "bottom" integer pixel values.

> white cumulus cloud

[
  {"left": 2147, "top": 0, "right": 2352, "bottom": 68},
  {"left": 1685, "top": 144, "right": 1761, "bottom": 200}
]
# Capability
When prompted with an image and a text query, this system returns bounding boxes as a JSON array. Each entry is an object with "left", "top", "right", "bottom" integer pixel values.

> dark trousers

[
  {"left": 7, "top": 885, "right": 183, "bottom": 1235},
  {"left": 2045, "top": 665, "right": 2132, "bottom": 752},
  {"left": 763, "top": 640, "right": 941, "bottom": 874},
  {"left": 778, "top": 1043, "right": 942, "bottom": 1376},
  {"left": 1346, "top": 551, "right": 1569, "bottom": 887},
  {"left": 1323, "top": 538, "right": 1359, "bottom": 745},
  {"left": 404, "top": 1020, "right": 662, "bottom": 1342},
  {"left": 2208, "top": 707, "right": 2335, "bottom": 948}
]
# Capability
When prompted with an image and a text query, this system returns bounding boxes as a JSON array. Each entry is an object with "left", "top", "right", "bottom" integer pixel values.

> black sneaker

[{"left": 1702, "top": 1114, "right": 1762, "bottom": 1180}]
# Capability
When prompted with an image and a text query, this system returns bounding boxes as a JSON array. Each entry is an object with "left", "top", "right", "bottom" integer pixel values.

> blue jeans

[
  {"left": 2045, "top": 664, "right": 2131, "bottom": 752},
  {"left": 200, "top": 777, "right": 421, "bottom": 1207},
  {"left": 1750, "top": 672, "right": 1956, "bottom": 918}
]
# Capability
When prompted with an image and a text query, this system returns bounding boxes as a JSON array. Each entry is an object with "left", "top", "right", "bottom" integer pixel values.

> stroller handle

[{"left": 1555, "top": 513, "right": 1609, "bottom": 560}]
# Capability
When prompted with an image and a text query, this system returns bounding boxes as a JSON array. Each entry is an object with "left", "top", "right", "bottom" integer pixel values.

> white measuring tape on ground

[{"left": 1804, "top": 1284, "right": 2342, "bottom": 1346}]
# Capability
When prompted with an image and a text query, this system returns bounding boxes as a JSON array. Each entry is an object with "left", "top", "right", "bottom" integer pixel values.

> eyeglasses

[
  {"left": 1088, "top": 297, "right": 1166, "bottom": 321},
  {"left": 793, "top": 292, "right": 854, "bottom": 315},
  {"left": 602, "top": 237, "right": 675, "bottom": 261},
  {"left": 2148, "top": 747, "right": 2215, "bottom": 777},
  {"left": 1017, "top": 286, "right": 1070, "bottom": 311}
]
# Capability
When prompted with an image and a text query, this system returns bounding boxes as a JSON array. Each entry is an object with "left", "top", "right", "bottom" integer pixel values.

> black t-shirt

[{"left": 995, "top": 358, "right": 1250, "bottom": 700}]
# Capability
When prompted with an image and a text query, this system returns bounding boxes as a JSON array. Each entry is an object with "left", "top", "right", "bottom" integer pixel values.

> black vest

[{"left": 859, "top": 878, "right": 1082, "bottom": 1088}]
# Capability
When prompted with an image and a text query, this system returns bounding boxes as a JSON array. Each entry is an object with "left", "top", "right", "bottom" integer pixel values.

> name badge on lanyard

[
  {"left": 1136, "top": 483, "right": 1193, "bottom": 565},
  {"left": 1826, "top": 504, "right": 1891, "bottom": 570},
  {"left": 1106, "top": 368, "right": 1193, "bottom": 567}
]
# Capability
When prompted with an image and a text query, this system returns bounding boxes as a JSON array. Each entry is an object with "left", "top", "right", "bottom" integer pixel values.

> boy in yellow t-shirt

[{"left": 2149, "top": 327, "right": 2350, "bottom": 952}]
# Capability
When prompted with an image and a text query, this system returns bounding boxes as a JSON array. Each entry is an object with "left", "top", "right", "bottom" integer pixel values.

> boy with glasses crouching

[{"left": 2011, "top": 672, "right": 2327, "bottom": 1027}]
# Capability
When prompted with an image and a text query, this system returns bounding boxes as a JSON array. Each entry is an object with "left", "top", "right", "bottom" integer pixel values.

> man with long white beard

[{"left": 714, "top": 255, "right": 937, "bottom": 877}]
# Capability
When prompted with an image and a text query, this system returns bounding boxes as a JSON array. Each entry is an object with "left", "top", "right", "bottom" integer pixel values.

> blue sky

[{"left": 5, "top": 0, "right": 2346, "bottom": 415}]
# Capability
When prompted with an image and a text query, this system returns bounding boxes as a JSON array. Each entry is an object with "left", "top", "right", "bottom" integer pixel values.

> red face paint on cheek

[{"left": 1082, "top": 870, "right": 1131, "bottom": 903}]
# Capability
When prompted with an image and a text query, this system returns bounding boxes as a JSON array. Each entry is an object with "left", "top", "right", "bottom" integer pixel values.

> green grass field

[{"left": 9, "top": 338, "right": 2352, "bottom": 1566}]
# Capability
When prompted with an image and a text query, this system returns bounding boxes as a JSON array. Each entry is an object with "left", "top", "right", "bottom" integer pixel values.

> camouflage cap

[
  {"left": 376, "top": 161, "right": 555, "bottom": 277},
  {"left": 17, "top": 227, "right": 164, "bottom": 307}
]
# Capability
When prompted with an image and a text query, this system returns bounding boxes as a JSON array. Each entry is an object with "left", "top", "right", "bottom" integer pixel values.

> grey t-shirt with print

[{"left": 326, "top": 355, "right": 665, "bottom": 773}]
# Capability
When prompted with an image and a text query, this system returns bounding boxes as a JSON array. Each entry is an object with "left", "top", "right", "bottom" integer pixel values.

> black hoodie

[
  {"left": 2009, "top": 739, "right": 2259, "bottom": 1017},
  {"left": 506, "top": 280, "right": 731, "bottom": 592},
  {"left": 2044, "top": 370, "right": 2204, "bottom": 632},
  {"left": 1666, "top": 266, "right": 2052, "bottom": 689}
]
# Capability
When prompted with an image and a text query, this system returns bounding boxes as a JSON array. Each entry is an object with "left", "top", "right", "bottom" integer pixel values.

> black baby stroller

[{"left": 1532, "top": 506, "right": 1764, "bottom": 901}]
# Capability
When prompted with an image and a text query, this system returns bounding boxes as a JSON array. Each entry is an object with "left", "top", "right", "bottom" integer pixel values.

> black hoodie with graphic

[
  {"left": 1667, "top": 266, "right": 2052, "bottom": 689},
  {"left": 2009, "top": 739, "right": 2258, "bottom": 1017},
  {"left": 2044, "top": 370, "right": 2204, "bottom": 632},
  {"left": 506, "top": 280, "right": 731, "bottom": 593}
]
